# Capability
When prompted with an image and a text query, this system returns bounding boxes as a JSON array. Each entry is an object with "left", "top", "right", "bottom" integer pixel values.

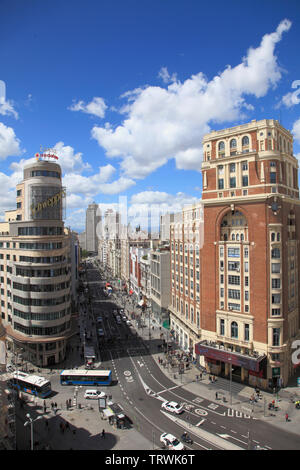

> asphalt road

[{"left": 76, "top": 260, "right": 300, "bottom": 451}]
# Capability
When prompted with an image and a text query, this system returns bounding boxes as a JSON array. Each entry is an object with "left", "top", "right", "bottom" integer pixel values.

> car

[
  {"left": 98, "top": 329, "right": 104, "bottom": 336},
  {"left": 161, "top": 401, "right": 183, "bottom": 414},
  {"left": 116, "top": 316, "right": 121, "bottom": 324},
  {"left": 97, "top": 316, "right": 103, "bottom": 323},
  {"left": 126, "top": 320, "right": 132, "bottom": 326},
  {"left": 122, "top": 316, "right": 127, "bottom": 322},
  {"left": 84, "top": 389, "right": 106, "bottom": 400},
  {"left": 119, "top": 309, "right": 124, "bottom": 314},
  {"left": 160, "top": 433, "right": 185, "bottom": 450}
]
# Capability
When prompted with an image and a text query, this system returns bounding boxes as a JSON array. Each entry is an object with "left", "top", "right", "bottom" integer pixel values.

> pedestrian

[
  {"left": 285, "top": 413, "right": 289, "bottom": 422},
  {"left": 200, "top": 372, "right": 202, "bottom": 380},
  {"left": 101, "top": 429, "right": 105, "bottom": 438},
  {"left": 66, "top": 399, "right": 69, "bottom": 410},
  {"left": 66, "top": 422, "right": 70, "bottom": 431},
  {"left": 215, "top": 392, "right": 218, "bottom": 400}
]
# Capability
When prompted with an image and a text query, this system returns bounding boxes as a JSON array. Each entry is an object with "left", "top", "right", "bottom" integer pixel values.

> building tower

[
  {"left": 0, "top": 154, "right": 73, "bottom": 367},
  {"left": 197, "top": 118, "right": 300, "bottom": 388},
  {"left": 85, "top": 203, "right": 100, "bottom": 255}
]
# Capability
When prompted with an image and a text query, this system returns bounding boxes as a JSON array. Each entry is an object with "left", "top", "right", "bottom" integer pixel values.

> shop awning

[
  {"left": 195, "top": 341, "right": 266, "bottom": 373},
  {"left": 129, "top": 290, "right": 133, "bottom": 295}
]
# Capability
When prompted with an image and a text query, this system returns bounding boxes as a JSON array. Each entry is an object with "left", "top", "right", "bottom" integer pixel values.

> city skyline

[{"left": 0, "top": 1, "right": 300, "bottom": 232}]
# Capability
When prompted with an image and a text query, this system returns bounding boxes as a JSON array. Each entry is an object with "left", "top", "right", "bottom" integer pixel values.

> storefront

[{"left": 195, "top": 341, "right": 267, "bottom": 388}]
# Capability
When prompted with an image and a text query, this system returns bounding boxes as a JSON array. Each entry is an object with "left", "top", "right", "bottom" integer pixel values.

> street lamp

[
  {"left": 24, "top": 413, "right": 42, "bottom": 450},
  {"left": 228, "top": 358, "right": 232, "bottom": 406}
]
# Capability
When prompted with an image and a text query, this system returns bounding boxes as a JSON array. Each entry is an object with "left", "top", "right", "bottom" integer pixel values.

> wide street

[
  {"left": 9, "top": 258, "right": 300, "bottom": 451},
  {"left": 67, "top": 259, "right": 300, "bottom": 450}
]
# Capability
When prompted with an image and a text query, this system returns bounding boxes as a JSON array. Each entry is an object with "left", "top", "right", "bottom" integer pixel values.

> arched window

[
  {"left": 230, "top": 139, "right": 237, "bottom": 148},
  {"left": 242, "top": 136, "right": 249, "bottom": 146},
  {"left": 236, "top": 234, "right": 240, "bottom": 241},
  {"left": 277, "top": 233, "right": 280, "bottom": 242},
  {"left": 218, "top": 141, "right": 225, "bottom": 151},
  {"left": 241, "top": 234, "right": 244, "bottom": 241},
  {"left": 271, "top": 233, "right": 275, "bottom": 242},
  {"left": 232, "top": 234, "right": 235, "bottom": 241},
  {"left": 231, "top": 321, "right": 238, "bottom": 338}
]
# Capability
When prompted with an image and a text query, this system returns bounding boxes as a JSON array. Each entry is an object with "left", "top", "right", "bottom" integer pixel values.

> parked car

[
  {"left": 116, "top": 316, "right": 122, "bottom": 324},
  {"left": 126, "top": 320, "right": 132, "bottom": 326},
  {"left": 84, "top": 389, "right": 106, "bottom": 399},
  {"left": 97, "top": 316, "right": 103, "bottom": 323},
  {"left": 161, "top": 401, "right": 183, "bottom": 414},
  {"left": 122, "top": 316, "right": 127, "bottom": 322},
  {"left": 98, "top": 329, "right": 104, "bottom": 336},
  {"left": 160, "top": 433, "right": 185, "bottom": 450}
]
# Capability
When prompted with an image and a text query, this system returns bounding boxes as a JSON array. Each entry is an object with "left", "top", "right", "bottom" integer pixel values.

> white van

[{"left": 84, "top": 389, "right": 106, "bottom": 399}]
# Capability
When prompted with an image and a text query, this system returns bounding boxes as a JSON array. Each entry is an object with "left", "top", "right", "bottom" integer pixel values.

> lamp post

[
  {"left": 24, "top": 413, "right": 42, "bottom": 450},
  {"left": 228, "top": 357, "right": 232, "bottom": 406}
]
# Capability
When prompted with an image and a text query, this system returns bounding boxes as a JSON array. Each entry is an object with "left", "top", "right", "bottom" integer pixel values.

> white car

[
  {"left": 161, "top": 401, "right": 183, "bottom": 414},
  {"left": 84, "top": 389, "right": 106, "bottom": 399},
  {"left": 126, "top": 320, "right": 132, "bottom": 326},
  {"left": 122, "top": 316, "right": 127, "bottom": 322},
  {"left": 160, "top": 433, "right": 185, "bottom": 450}
]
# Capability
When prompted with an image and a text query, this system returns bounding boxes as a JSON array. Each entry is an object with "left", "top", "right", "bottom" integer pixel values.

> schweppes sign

[{"left": 31, "top": 188, "right": 66, "bottom": 217}]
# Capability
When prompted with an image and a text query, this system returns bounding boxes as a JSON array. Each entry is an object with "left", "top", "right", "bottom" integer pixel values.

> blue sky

[{"left": 0, "top": 0, "right": 300, "bottom": 232}]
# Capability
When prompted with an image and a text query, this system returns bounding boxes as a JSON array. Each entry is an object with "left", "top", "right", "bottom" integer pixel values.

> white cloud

[
  {"left": 69, "top": 96, "right": 107, "bottom": 118},
  {"left": 292, "top": 118, "right": 300, "bottom": 145},
  {"left": 62, "top": 164, "right": 116, "bottom": 195},
  {"left": 0, "top": 122, "right": 22, "bottom": 159},
  {"left": 53, "top": 141, "right": 91, "bottom": 174},
  {"left": 158, "top": 67, "right": 177, "bottom": 84},
  {"left": 0, "top": 99, "right": 18, "bottom": 119},
  {"left": 92, "top": 19, "right": 291, "bottom": 177},
  {"left": 278, "top": 80, "right": 300, "bottom": 108}
]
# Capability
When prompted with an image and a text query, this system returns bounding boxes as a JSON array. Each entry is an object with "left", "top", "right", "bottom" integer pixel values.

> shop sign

[{"left": 30, "top": 188, "right": 66, "bottom": 217}]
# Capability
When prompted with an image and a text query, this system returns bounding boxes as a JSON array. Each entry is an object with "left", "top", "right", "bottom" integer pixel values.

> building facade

[
  {"left": 0, "top": 157, "right": 74, "bottom": 367},
  {"left": 150, "top": 243, "right": 171, "bottom": 326},
  {"left": 197, "top": 118, "right": 300, "bottom": 389}
]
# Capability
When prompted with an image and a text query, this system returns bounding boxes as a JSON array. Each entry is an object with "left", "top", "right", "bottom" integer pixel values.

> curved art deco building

[{"left": 0, "top": 157, "right": 73, "bottom": 366}]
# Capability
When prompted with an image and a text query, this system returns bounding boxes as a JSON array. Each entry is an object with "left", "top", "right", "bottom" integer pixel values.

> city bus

[
  {"left": 8, "top": 371, "right": 52, "bottom": 398},
  {"left": 60, "top": 369, "right": 112, "bottom": 386}
]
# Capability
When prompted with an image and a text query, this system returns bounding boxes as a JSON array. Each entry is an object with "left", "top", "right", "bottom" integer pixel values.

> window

[
  {"left": 272, "top": 263, "right": 280, "bottom": 273},
  {"left": 242, "top": 189, "right": 248, "bottom": 196},
  {"left": 230, "top": 177, "right": 236, "bottom": 188},
  {"left": 220, "top": 319, "right": 225, "bottom": 335},
  {"left": 244, "top": 324, "right": 250, "bottom": 341},
  {"left": 271, "top": 248, "right": 280, "bottom": 259},
  {"left": 244, "top": 247, "right": 248, "bottom": 258},
  {"left": 244, "top": 262, "right": 249, "bottom": 272},
  {"left": 242, "top": 175, "right": 248, "bottom": 187},
  {"left": 245, "top": 276, "right": 249, "bottom": 286},
  {"left": 228, "top": 303, "right": 240, "bottom": 311},
  {"left": 17, "top": 189, "right": 22, "bottom": 196},
  {"left": 272, "top": 278, "right": 281, "bottom": 289},
  {"left": 228, "top": 247, "right": 240, "bottom": 257},
  {"left": 270, "top": 172, "right": 276, "bottom": 184},
  {"left": 228, "top": 289, "right": 240, "bottom": 299},
  {"left": 242, "top": 136, "right": 249, "bottom": 146},
  {"left": 228, "top": 275, "right": 240, "bottom": 285},
  {"left": 271, "top": 232, "right": 275, "bottom": 242},
  {"left": 272, "top": 308, "right": 281, "bottom": 316},
  {"left": 230, "top": 163, "right": 236, "bottom": 173},
  {"left": 270, "top": 161, "right": 276, "bottom": 167},
  {"left": 272, "top": 328, "right": 280, "bottom": 346},
  {"left": 242, "top": 161, "right": 248, "bottom": 171},
  {"left": 16, "top": 202, "right": 22, "bottom": 208},
  {"left": 218, "top": 141, "right": 225, "bottom": 151},
  {"left": 230, "top": 139, "right": 237, "bottom": 148},
  {"left": 220, "top": 274, "right": 224, "bottom": 284},
  {"left": 231, "top": 321, "right": 238, "bottom": 338},
  {"left": 220, "top": 288, "right": 224, "bottom": 298},
  {"left": 277, "top": 233, "right": 280, "bottom": 242},
  {"left": 228, "top": 261, "right": 240, "bottom": 271},
  {"left": 245, "top": 291, "right": 249, "bottom": 301},
  {"left": 272, "top": 294, "right": 281, "bottom": 304},
  {"left": 218, "top": 179, "right": 224, "bottom": 189}
]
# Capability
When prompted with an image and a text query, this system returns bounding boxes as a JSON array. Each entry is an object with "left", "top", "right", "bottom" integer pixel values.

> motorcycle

[{"left": 181, "top": 433, "right": 193, "bottom": 445}]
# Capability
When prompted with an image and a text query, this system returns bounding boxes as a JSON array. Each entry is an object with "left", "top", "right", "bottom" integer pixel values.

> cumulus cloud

[
  {"left": 0, "top": 122, "right": 22, "bottom": 159},
  {"left": 69, "top": 96, "right": 107, "bottom": 118},
  {"left": 278, "top": 80, "right": 300, "bottom": 108},
  {"left": 292, "top": 118, "right": 300, "bottom": 141},
  {"left": 91, "top": 19, "right": 291, "bottom": 178},
  {"left": 54, "top": 141, "right": 91, "bottom": 174},
  {"left": 158, "top": 67, "right": 177, "bottom": 84}
]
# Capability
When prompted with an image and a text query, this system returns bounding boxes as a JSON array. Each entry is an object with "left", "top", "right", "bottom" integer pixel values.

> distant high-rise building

[{"left": 85, "top": 203, "right": 101, "bottom": 254}]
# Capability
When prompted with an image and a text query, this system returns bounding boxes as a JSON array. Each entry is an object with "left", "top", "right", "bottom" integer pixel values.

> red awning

[{"left": 129, "top": 290, "right": 133, "bottom": 295}]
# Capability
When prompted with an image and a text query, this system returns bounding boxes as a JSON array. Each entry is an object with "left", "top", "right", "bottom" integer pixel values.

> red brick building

[{"left": 171, "top": 119, "right": 299, "bottom": 389}]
